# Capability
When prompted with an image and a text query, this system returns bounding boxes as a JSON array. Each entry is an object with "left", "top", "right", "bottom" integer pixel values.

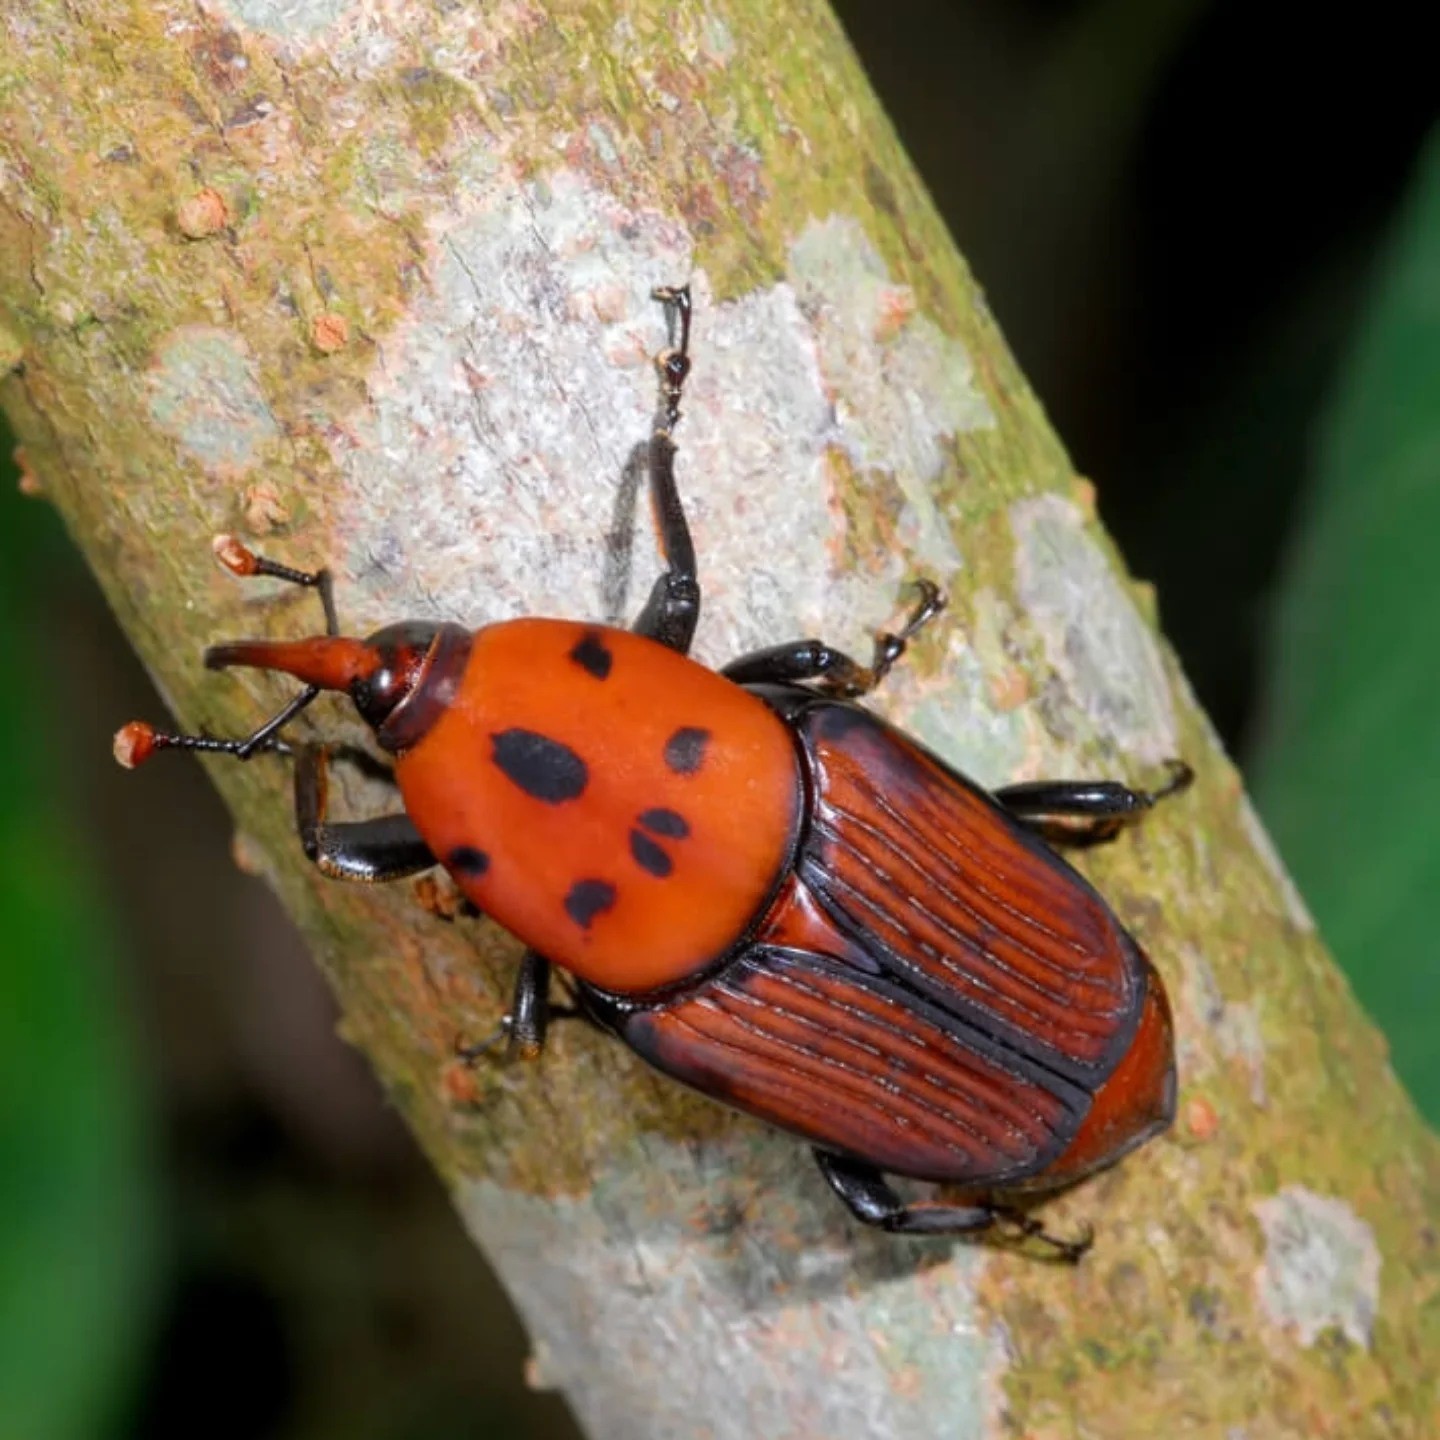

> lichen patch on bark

[
  {"left": 903, "top": 590, "right": 1045, "bottom": 788},
  {"left": 1254, "top": 1186, "right": 1381, "bottom": 1349},
  {"left": 220, "top": 0, "right": 353, "bottom": 40},
  {"left": 789, "top": 214, "right": 994, "bottom": 579},
  {"left": 146, "top": 326, "right": 279, "bottom": 472},
  {"left": 1011, "top": 492, "right": 1179, "bottom": 764}
]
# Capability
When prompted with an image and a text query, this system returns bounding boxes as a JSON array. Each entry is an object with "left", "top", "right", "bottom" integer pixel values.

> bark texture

[{"left": 2, "top": 2, "right": 1437, "bottom": 1436}]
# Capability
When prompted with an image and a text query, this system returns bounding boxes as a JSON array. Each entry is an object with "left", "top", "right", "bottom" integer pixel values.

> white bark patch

[
  {"left": 333, "top": 167, "right": 691, "bottom": 632},
  {"left": 700, "top": 12, "right": 737, "bottom": 62},
  {"left": 147, "top": 327, "right": 279, "bottom": 473},
  {"left": 331, "top": 172, "right": 991, "bottom": 668},
  {"left": 1253, "top": 1187, "right": 1380, "bottom": 1349},
  {"left": 1216, "top": 1000, "right": 1268, "bottom": 1107},
  {"left": 224, "top": 0, "right": 352, "bottom": 39},
  {"left": 220, "top": 0, "right": 545, "bottom": 68},
  {"left": 905, "top": 590, "right": 1039, "bottom": 787},
  {"left": 789, "top": 213, "right": 993, "bottom": 577},
  {"left": 455, "top": 1131, "right": 1003, "bottom": 1440},
  {"left": 1011, "top": 493, "right": 1178, "bottom": 763},
  {"left": 671, "top": 283, "right": 859, "bottom": 660}
]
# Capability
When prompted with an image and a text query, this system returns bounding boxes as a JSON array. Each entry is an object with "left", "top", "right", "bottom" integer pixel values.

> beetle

[{"left": 116, "top": 285, "right": 1191, "bottom": 1260}]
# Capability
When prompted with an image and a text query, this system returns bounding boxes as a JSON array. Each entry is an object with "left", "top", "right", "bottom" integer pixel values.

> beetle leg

[
  {"left": 456, "top": 951, "right": 585, "bottom": 1063},
  {"left": 293, "top": 743, "right": 435, "bottom": 882},
  {"left": 632, "top": 433, "right": 700, "bottom": 654},
  {"left": 634, "top": 285, "right": 701, "bottom": 655},
  {"left": 722, "top": 639, "right": 871, "bottom": 691},
  {"left": 996, "top": 760, "right": 1194, "bottom": 848},
  {"left": 814, "top": 1151, "right": 1091, "bottom": 1262},
  {"left": 502, "top": 950, "right": 553, "bottom": 1058},
  {"left": 723, "top": 579, "right": 947, "bottom": 697}
]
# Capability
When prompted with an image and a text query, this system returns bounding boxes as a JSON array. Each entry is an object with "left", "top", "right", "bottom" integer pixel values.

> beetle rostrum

[{"left": 116, "top": 284, "right": 1192, "bottom": 1260}]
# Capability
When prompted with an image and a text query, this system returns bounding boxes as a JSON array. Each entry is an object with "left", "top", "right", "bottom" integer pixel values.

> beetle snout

[{"left": 204, "top": 634, "right": 379, "bottom": 691}]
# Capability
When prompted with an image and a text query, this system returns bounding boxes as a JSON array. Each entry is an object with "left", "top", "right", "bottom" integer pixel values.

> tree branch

[{"left": 2, "top": 1, "right": 1435, "bottom": 1434}]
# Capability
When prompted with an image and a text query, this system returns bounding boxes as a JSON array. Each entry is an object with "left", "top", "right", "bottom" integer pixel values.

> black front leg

[
  {"left": 633, "top": 428, "right": 701, "bottom": 654},
  {"left": 634, "top": 284, "right": 701, "bottom": 655},
  {"left": 814, "top": 1151, "right": 1092, "bottom": 1262},
  {"left": 293, "top": 745, "right": 435, "bottom": 881}
]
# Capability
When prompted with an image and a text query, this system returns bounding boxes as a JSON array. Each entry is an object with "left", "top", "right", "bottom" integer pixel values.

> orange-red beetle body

[{"left": 118, "top": 287, "right": 1188, "bottom": 1257}]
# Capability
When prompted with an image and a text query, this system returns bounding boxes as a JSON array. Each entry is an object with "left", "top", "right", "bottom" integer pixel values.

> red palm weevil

[{"left": 117, "top": 286, "right": 1191, "bottom": 1260}]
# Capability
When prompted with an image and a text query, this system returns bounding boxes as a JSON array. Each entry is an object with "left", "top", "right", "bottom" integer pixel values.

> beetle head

[{"left": 205, "top": 620, "right": 472, "bottom": 753}]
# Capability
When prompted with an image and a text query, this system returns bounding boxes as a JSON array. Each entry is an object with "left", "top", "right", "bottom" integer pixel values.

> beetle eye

[{"left": 352, "top": 622, "right": 440, "bottom": 730}]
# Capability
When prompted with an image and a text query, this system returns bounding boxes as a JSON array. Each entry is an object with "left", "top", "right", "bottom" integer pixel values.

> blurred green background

[{"left": 2, "top": 2, "right": 1437, "bottom": 1436}]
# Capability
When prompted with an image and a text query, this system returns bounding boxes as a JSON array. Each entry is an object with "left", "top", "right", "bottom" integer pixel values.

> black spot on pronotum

[
  {"left": 638, "top": 807, "right": 690, "bottom": 839},
  {"left": 491, "top": 729, "right": 588, "bottom": 803},
  {"left": 564, "top": 878, "right": 617, "bottom": 930},
  {"left": 447, "top": 845, "right": 490, "bottom": 877},
  {"left": 568, "top": 631, "right": 613, "bottom": 680},
  {"left": 663, "top": 726, "right": 710, "bottom": 775},
  {"left": 629, "top": 830, "right": 673, "bottom": 878}
]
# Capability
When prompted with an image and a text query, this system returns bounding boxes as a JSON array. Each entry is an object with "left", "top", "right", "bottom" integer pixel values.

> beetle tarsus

[
  {"left": 864, "top": 576, "right": 949, "bottom": 693},
  {"left": 990, "top": 1206, "right": 1095, "bottom": 1264},
  {"left": 458, "top": 951, "right": 558, "bottom": 1063},
  {"left": 1147, "top": 758, "right": 1195, "bottom": 805},
  {"left": 455, "top": 1017, "right": 514, "bottom": 1065},
  {"left": 815, "top": 1151, "right": 1093, "bottom": 1261},
  {"left": 456, "top": 951, "right": 585, "bottom": 1065},
  {"left": 651, "top": 283, "right": 693, "bottom": 434},
  {"left": 719, "top": 576, "right": 947, "bottom": 697},
  {"left": 455, "top": 1008, "right": 585, "bottom": 1067}
]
